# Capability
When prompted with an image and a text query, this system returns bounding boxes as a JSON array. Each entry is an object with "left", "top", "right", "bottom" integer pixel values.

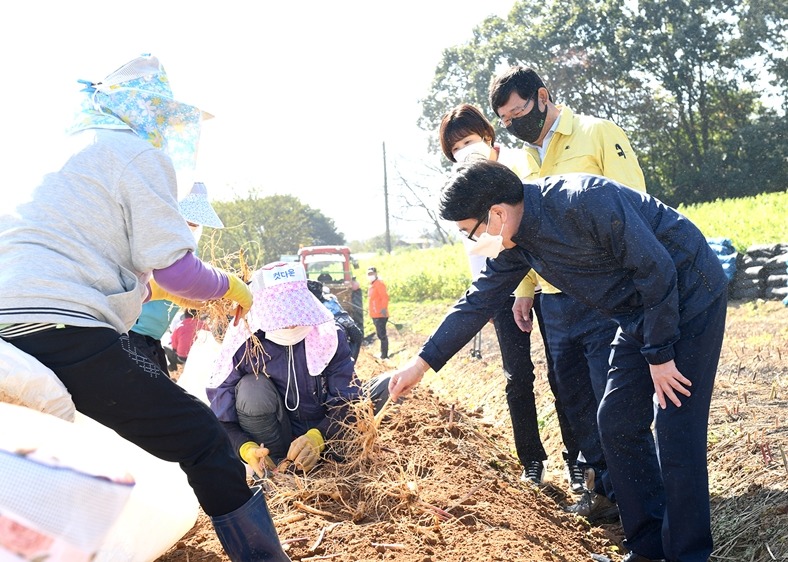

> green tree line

[
  {"left": 419, "top": 0, "right": 788, "bottom": 207},
  {"left": 204, "top": 193, "right": 346, "bottom": 271},
  {"left": 203, "top": 0, "right": 787, "bottom": 260}
]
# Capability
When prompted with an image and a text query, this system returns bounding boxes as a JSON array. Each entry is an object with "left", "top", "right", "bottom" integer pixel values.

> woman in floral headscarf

[
  {"left": 207, "top": 261, "right": 391, "bottom": 477},
  {"left": 0, "top": 55, "right": 289, "bottom": 561}
]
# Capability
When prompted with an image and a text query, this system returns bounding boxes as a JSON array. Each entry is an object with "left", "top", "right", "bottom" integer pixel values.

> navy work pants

[
  {"left": 599, "top": 294, "right": 726, "bottom": 562},
  {"left": 540, "top": 291, "right": 618, "bottom": 499}
]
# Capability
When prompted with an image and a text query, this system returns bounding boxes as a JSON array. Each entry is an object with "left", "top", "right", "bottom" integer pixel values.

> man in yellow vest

[{"left": 489, "top": 66, "right": 647, "bottom": 528}]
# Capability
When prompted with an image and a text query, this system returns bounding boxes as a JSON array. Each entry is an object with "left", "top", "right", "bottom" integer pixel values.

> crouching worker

[{"left": 207, "top": 261, "right": 391, "bottom": 477}]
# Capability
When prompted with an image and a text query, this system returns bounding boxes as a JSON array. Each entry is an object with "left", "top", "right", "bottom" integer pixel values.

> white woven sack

[{"left": 0, "top": 337, "right": 76, "bottom": 421}]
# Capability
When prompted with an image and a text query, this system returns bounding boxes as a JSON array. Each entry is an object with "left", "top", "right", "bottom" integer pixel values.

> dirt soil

[{"left": 158, "top": 300, "right": 788, "bottom": 562}]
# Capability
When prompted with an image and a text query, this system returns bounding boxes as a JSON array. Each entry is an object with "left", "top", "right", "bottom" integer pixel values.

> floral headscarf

[
  {"left": 209, "top": 262, "right": 338, "bottom": 389},
  {"left": 68, "top": 54, "right": 204, "bottom": 173}
]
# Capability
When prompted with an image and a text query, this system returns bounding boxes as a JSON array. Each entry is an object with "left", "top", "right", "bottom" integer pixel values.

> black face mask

[{"left": 505, "top": 95, "right": 547, "bottom": 143}]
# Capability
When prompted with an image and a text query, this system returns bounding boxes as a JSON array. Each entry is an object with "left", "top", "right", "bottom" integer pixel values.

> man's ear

[
  {"left": 537, "top": 86, "right": 551, "bottom": 106},
  {"left": 490, "top": 203, "right": 507, "bottom": 224},
  {"left": 491, "top": 203, "right": 521, "bottom": 247}
]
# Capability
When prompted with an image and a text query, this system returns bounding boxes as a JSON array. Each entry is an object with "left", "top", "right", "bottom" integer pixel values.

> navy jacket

[{"left": 420, "top": 173, "right": 727, "bottom": 371}]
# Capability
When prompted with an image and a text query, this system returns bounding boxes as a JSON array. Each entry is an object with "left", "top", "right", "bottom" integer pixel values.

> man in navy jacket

[{"left": 388, "top": 160, "right": 727, "bottom": 562}]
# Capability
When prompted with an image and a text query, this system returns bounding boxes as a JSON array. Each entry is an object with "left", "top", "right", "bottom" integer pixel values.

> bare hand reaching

[{"left": 388, "top": 356, "right": 430, "bottom": 401}]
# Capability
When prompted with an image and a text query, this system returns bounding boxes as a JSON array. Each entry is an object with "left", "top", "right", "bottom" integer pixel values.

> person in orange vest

[{"left": 367, "top": 267, "right": 390, "bottom": 359}]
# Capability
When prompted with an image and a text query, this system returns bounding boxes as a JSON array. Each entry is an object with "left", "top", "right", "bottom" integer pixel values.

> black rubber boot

[{"left": 210, "top": 489, "right": 291, "bottom": 561}]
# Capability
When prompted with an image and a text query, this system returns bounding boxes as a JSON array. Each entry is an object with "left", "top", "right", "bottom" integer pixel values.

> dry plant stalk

[
  {"left": 293, "top": 501, "right": 334, "bottom": 518},
  {"left": 259, "top": 383, "right": 512, "bottom": 549},
  {"left": 370, "top": 542, "right": 406, "bottom": 550},
  {"left": 446, "top": 479, "right": 493, "bottom": 512},
  {"left": 327, "top": 384, "right": 388, "bottom": 470},
  {"left": 309, "top": 522, "right": 342, "bottom": 552},
  {"left": 275, "top": 513, "right": 307, "bottom": 525},
  {"left": 280, "top": 537, "right": 309, "bottom": 546}
]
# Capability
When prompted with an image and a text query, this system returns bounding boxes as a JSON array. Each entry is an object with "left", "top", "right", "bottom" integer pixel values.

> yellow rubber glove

[
  {"left": 286, "top": 428, "right": 325, "bottom": 472},
  {"left": 239, "top": 441, "right": 275, "bottom": 479},
  {"left": 147, "top": 278, "right": 206, "bottom": 310},
  {"left": 223, "top": 273, "right": 253, "bottom": 319}
]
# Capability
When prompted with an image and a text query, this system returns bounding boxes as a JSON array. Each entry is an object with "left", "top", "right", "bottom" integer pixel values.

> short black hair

[
  {"left": 489, "top": 66, "right": 550, "bottom": 115},
  {"left": 438, "top": 104, "right": 496, "bottom": 162},
  {"left": 439, "top": 160, "right": 524, "bottom": 222}
]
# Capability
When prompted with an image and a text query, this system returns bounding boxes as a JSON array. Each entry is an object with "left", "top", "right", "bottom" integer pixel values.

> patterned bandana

[
  {"left": 68, "top": 54, "right": 204, "bottom": 173},
  {"left": 209, "top": 262, "right": 338, "bottom": 387}
]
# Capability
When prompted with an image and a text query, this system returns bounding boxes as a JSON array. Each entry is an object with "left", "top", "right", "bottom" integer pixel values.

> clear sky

[{"left": 3, "top": 0, "right": 515, "bottom": 241}]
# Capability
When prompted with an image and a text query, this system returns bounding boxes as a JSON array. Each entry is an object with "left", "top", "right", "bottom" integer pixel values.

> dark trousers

[
  {"left": 236, "top": 373, "right": 392, "bottom": 462},
  {"left": 372, "top": 317, "right": 389, "bottom": 358},
  {"left": 492, "top": 295, "right": 544, "bottom": 464},
  {"left": 6, "top": 326, "right": 252, "bottom": 517},
  {"left": 540, "top": 292, "right": 618, "bottom": 499},
  {"left": 492, "top": 295, "right": 579, "bottom": 466},
  {"left": 163, "top": 345, "right": 186, "bottom": 372},
  {"left": 599, "top": 294, "right": 726, "bottom": 562},
  {"left": 127, "top": 330, "right": 169, "bottom": 374}
]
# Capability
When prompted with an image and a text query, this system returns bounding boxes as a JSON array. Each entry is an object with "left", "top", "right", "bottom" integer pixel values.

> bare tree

[{"left": 388, "top": 156, "right": 454, "bottom": 245}]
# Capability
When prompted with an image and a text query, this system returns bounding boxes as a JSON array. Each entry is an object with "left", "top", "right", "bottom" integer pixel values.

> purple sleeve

[{"left": 152, "top": 251, "right": 229, "bottom": 300}]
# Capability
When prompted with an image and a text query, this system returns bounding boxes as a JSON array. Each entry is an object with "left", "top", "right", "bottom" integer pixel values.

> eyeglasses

[
  {"left": 462, "top": 218, "right": 485, "bottom": 241},
  {"left": 498, "top": 96, "right": 535, "bottom": 128}
]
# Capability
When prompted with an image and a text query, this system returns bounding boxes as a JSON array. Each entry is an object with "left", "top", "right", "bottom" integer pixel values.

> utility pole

[{"left": 382, "top": 141, "right": 391, "bottom": 253}]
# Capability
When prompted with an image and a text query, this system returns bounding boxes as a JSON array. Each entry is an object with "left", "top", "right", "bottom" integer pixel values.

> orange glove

[{"left": 286, "top": 429, "right": 325, "bottom": 472}]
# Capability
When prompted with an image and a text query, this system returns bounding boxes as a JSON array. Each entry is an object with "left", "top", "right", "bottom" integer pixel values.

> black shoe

[
  {"left": 622, "top": 553, "right": 666, "bottom": 562},
  {"left": 563, "top": 453, "right": 585, "bottom": 495},
  {"left": 563, "top": 489, "right": 619, "bottom": 522},
  {"left": 520, "top": 459, "right": 544, "bottom": 486}
]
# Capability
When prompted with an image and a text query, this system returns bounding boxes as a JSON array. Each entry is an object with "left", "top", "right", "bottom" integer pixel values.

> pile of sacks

[{"left": 726, "top": 242, "right": 788, "bottom": 302}]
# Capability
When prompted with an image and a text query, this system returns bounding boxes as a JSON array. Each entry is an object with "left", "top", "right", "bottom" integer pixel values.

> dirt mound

[
  {"left": 158, "top": 300, "right": 788, "bottom": 562},
  {"left": 159, "top": 385, "right": 621, "bottom": 562}
]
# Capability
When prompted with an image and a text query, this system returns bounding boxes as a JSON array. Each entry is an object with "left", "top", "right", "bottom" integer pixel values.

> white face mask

[
  {"left": 266, "top": 325, "right": 312, "bottom": 346},
  {"left": 453, "top": 141, "right": 492, "bottom": 164},
  {"left": 367, "top": 274, "right": 376, "bottom": 282},
  {"left": 468, "top": 213, "right": 505, "bottom": 259}
]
